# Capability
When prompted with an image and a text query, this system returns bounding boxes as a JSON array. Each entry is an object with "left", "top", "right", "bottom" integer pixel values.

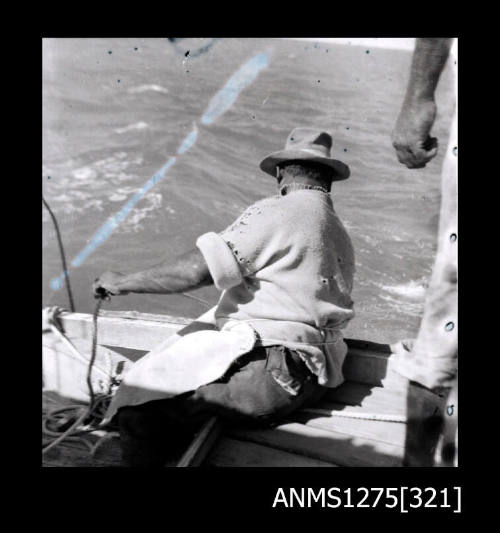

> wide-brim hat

[{"left": 259, "top": 127, "right": 350, "bottom": 181}]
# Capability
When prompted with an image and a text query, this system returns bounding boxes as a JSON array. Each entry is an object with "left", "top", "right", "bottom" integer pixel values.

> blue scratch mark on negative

[
  {"left": 50, "top": 271, "right": 67, "bottom": 290},
  {"left": 177, "top": 125, "right": 198, "bottom": 155},
  {"left": 201, "top": 52, "right": 269, "bottom": 126},
  {"left": 50, "top": 51, "right": 272, "bottom": 292},
  {"left": 71, "top": 157, "right": 176, "bottom": 268},
  {"left": 49, "top": 157, "right": 177, "bottom": 290}
]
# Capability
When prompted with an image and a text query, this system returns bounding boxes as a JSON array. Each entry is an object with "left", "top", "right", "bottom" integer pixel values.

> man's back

[{"left": 208, "top": 188, "right": 355, "bottom": 331}]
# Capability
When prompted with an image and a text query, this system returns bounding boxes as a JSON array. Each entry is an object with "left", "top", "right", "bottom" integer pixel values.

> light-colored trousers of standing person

[
  {"left": 397, "top": 39, "right": 458, "bottom": 390},
  {"left": 397, "top": 109, "right": 457, "bottom": 391},
  {"left": 396, "top": 40, "right": 458, "bottom": 465}
]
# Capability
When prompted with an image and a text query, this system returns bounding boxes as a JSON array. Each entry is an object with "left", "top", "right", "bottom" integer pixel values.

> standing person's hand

[
  {"left": 391, "top": 98, "right": 439, "bottom": 169},
  {"left": 93, "top": 271, "right": 129, "bottom": 298}
]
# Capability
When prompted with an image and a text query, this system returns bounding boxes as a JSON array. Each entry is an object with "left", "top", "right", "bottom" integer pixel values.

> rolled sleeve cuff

[{"left": 196, "top": 232, "right": 243, "bottom": 291}]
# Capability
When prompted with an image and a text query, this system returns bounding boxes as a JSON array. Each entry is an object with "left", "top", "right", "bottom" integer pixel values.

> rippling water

[{"left": 42, "top": 37, "right": 455, "bottom": 344}]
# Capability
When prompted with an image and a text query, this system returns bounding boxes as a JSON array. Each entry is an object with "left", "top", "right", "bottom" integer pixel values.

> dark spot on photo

[
  {"left": 365, "top": 50, "right": 370, "bottom": 54},
  {"left": 108, "top": 50, "right": 112, "bottom": 54},
  {"left": 185, "top": 50, "right": 190, "bottom": 57},
  {"left": 450, "top": 233, "right": 457, "bottom": 242},
  {"left": 445, "top": 321, "right": 454, "bottom": 332}
]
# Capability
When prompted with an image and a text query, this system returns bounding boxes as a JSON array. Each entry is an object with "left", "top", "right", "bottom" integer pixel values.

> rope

[
  {"left": 42, "top": 301, "right": 117, "bottom": 458},
  {"left": 300, "top": 407, "right": 407, "bottom": 424},
  {"left": 42, "top": 195, "right": 75, "bottom": 312},
  {"left": 87, "top": 298, "right": 103, "bottom": 407},
  {"left": 181, "top": 292, "right": 211, "bottom": 308}
]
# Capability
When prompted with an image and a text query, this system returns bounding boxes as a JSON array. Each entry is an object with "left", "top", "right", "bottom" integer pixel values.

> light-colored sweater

[{"left": 196, "top": 187, "right": 355, "bottom": 388}]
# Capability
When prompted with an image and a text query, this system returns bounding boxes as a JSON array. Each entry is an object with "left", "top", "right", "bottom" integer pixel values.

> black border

[{"left": 37, "top": 22, "right": 477, "bottom": 523}]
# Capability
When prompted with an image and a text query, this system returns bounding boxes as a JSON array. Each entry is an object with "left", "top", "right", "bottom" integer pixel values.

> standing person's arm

[
  {"left": 391, "top": 38, "right": 453, "bottom": 169},
  {"left": 92, "top": 248, "right": 213, "bottom": 297}
]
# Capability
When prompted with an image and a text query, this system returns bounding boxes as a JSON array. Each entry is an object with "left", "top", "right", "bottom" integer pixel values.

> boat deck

[{"left": 42, "top": 310, "right": 410, "bottom": 467}]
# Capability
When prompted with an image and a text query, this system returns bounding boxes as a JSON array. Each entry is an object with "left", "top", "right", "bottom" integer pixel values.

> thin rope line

[
  {"left": 181, "top": 292, "right": 212, "bottom": 308},
  {"left": 87, "top": 298, "right": 103, "bottom": 408},
  {"left": 300, "top": 407, "right": 406, "bottom": 423},
  {"left": 42, "top": 195, "right": 75, "bottom": 312}
]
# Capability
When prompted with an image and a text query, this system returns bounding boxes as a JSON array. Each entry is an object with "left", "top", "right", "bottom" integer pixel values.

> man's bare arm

[
  {"left": 392, "top": 38, "right": 454, "bottom": 169},
  {"left": 92, "top": 247, "right": 213, "bottom": 297}
]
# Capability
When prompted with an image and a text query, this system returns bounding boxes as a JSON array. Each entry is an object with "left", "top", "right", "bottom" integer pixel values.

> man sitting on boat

[{"left": 93, "top": 128, "right": 355, "bottom": 467}]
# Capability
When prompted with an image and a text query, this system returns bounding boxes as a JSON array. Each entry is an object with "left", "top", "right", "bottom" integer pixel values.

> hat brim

[{"left": 259, "top": 149, "right": 350, "bottom": 181}]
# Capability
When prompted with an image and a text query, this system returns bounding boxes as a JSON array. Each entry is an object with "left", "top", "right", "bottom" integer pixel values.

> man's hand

[
  {"left": 391, "top": 98, "right": 438, "bottom": 169},
  {"left": 391, "top": 38, "right": 453, "bottom": 170},
  {"left": 92, "top": 271, "right": 130, "bottom": 298}
]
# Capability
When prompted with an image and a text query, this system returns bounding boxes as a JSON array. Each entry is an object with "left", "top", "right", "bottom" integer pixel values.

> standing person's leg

[
  {"left": 118, "top": 345, "right": 327, "bottom": 467},
  {"left": 397, "top": 108, "right": 458, "bottom": 466}
]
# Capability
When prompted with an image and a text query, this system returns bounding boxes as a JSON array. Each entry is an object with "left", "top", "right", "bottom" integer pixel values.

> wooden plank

[
  {"left": 207, "top": 437, "right": 338, "bottom": 467},
  {"left": 290, "top": 412, "right": 406, "bottom": 448},
  {"left": 42, "top": 437, "right": 179, "bottom": 468},
  {"left": 176, "top": 417, "right": 222, "bottom": 467},
  {"left": 44, "top": 309, "right": 404, "bottom": 387},
  {"left": 322, "top": 382, "right": 408, "bottom": 415},
  {"left": 54, "top": 312, "right": 186, "bottom": 351},
  {"left": 52, "top": 308, "right": 217, "bottom": 351},
  {"left": 43, "top": 331, "right": 133, "bottom": 402},
  {"left": 341, "top": 347, "right": 396, "bottom": 385},
  {"left": 227, "top": 423, "right": 403, "bottom": 467},
  {"left": 345, "top": 338, "right": 392, "bottom": 354},
  {"left": 42, "top": 436, "right": 123, "bottom": 467}
]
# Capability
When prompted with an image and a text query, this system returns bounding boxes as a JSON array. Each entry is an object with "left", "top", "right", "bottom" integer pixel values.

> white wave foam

[
  {"left": 380, "top": 279, "right": 428, "bottom": 301},
  {"left": 109, "top": 193, "right": 128, "bottom": 202},
  {"left": 127, "top": 84, "right": 169, "bottom": 95},
  {"left": 114, "top": 122, "right": 149, "bottom": 134},
  {"left": 72, "top": 167, "right": 97, "bottom": 180},
  {"left": 116, "top": 192, "right": 163, "bottom": 234},
  {"left": 378, "top": 293, "right": 423, "bottom": 317}
]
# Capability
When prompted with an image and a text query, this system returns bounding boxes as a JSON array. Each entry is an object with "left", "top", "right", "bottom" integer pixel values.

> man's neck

[{"left": 278, "top": 175, "right": 331, "bottom": 193}]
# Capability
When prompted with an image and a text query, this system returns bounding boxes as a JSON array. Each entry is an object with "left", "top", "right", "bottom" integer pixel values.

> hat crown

[
  {"left": 285, "top": 128, "right": 333, "bottom": 158},
  {"left": 258, "top": 126, "right": 350, "bottom": 181}
]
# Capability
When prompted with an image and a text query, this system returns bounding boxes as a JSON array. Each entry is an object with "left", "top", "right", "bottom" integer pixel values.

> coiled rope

[{"left": 42, "top": 300, "right": 117, "bottom": 457}]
